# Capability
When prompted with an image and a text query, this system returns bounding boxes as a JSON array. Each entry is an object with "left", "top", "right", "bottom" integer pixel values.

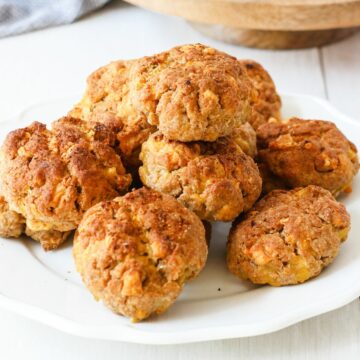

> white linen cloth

[{"left": 0, "top": 0, "right": 111, "bottom": 38}]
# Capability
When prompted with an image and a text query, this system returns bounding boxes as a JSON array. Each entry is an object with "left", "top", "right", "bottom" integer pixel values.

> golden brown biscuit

[
  {"left": 231, "top": 122, "right": 257, "bottom": 158},
  {"left": 0, "top": 195, "right": 72, "bottom": 249},
  {"left": 0, "top": 195, "right": 25, "bottom": 238},
  {"left": 240, "top": 60, "right": 281, "bottom": 130},
  {"left": 70, "top": 44, "right": 253, "bottom": 169},
  {"left": 70, "top": 60, "right": 156, "bottom": 168},
  {"left": 130, "top": 44, "right": 252, "bottom": 142},
  {"left": 139, "top": 132, "right": 262, "bottom": 222},
  {"left": 257, "top": 118, "right": 359, "bottom": 197},
  {"left": 0, "top": 117, "right": 131, "bottom": 250},
  {"left": 227, "top": 186, "right": 350, "bottom": 286},
  {"left": 73, "top": 188, "right": 208, "bottom": 322}
]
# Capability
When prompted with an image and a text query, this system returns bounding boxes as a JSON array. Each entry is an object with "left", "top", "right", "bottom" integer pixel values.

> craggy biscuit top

[
  {"left": 0, "top": 117, "right": 131, "bottom": 247},
  {"left": 73, "top": 188, "right": 208, "bottom": 321},
  {"left": 257, "top": 118, "right": 359, "bottom": 196},
  {"left": 70, "top": 44, "right": 254, "bottom": 164},
  {"left": 139, "top": 131, "right": 262, "bottom": 222},
  {"left": 241, "top": 60, "right": 281, "bottom": 130},
  {"left": 69, "top": 59, "right": 156, "bottom": 168},
  {"left": 129, "top": 44, "right": 252, "bottom": 142},
  {"left": 227, "top": 186, "right": 350, "bottom": 286},
  {"left": 70, "top": 60, "right": 130, "bottom": 125}
]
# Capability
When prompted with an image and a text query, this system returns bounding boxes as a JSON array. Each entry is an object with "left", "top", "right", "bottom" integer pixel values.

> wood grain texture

[
  {"left": 124, "top": 0, "right": 360, "bottom": 30},
  {"left": 190, "top": 23, "right": 359, "bottom": 49}
]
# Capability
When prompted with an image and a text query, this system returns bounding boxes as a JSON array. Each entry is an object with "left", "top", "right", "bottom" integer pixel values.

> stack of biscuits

[{"left": 0, "top": 44, "right": 358, "bottom": 322}]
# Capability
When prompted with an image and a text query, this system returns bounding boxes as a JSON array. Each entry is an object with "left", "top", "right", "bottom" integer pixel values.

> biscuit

[
  {"left": 241, "top": 60, "right": 281, "bottom": 130},
  {"left": 139, "top": 131, "right": 262, "bottom": 221},
  {"left": 130, "top": 44, "right": 252, "bottom": 142},
  {"left": 257, "top": 118, "right": 359, "bottom": 197},
  {"left": 0, "top": 195, "right": 72, "bottom": 249},
  {"left": 0, "top": 117, "right": 131, "bottom": 250},
  {"left": 73, "top": 188, "right": 208, "bottom": 321},
  {"left": 70, "top": 44, "right": 253, "bottom": 169},
  {"left": 70, "top": 60, "right": 156, "bottom": 168},
  {"left": 227, "top": 186, "right": 350, "bottom": 286},
  {"left": 0, "top": 195, "right": 25, "bottom": 238}
]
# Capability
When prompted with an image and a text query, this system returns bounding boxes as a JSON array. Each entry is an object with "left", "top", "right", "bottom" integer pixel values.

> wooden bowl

[{"left": 124, "top": 0, "right": 360, "bottom": 49}]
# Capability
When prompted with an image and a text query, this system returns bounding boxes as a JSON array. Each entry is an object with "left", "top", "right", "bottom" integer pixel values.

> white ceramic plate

[{"left": 0, "top": 94, "right": 359, "bottom": 344}]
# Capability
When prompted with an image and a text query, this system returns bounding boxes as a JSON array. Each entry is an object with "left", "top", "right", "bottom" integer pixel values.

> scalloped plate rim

[{"left": 0, "top": 92, "right": 359, "bottom": 345}]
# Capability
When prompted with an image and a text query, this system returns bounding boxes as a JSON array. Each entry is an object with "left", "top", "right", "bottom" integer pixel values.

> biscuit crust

[
  {"left": 70, "top": 60, "right": 156, "bottom": 168},
  {"left": 0, "top": 117, "right": 131, "bottom": 250},
  {"left": 227, "top": 186, "right": 350, "bottom": 286},
  {"left": 131, "top": 44, "right": 252, "bottom": 142},
  {"left": 73, "top": 188, "right": 208, "bottom": 321},
  {"left": 241, "top": 60, "right": 281, "bottom": 130},
  {"left": 257, "top": 162, "right": 288, "bottom": 195},
  {"left": 139, "top": 131, "right": 262, "bottom": 222},
  {"left": 231, "top": 122, "right": 257, "bottom": 158},
  {"left": 0, "top": 195, "right": 73, "bottom": 249},
  {"left": 0, "top": 195, "right": 25, "bottom": 238},
  {"left": 70, "top": 44, "right": 253, "bottom": 169},
  {"left": 257, "top": 118, "right": 359, "bottom": 197}
]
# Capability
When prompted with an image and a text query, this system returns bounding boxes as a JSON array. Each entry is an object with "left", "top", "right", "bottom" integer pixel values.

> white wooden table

[{"left": 0, "top": 1, "right": 359, "bottom": 358}]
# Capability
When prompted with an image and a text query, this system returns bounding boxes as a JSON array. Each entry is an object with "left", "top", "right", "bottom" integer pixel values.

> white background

[{"left": 0, "top": 1, "right": 359, "bottom": 358}]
